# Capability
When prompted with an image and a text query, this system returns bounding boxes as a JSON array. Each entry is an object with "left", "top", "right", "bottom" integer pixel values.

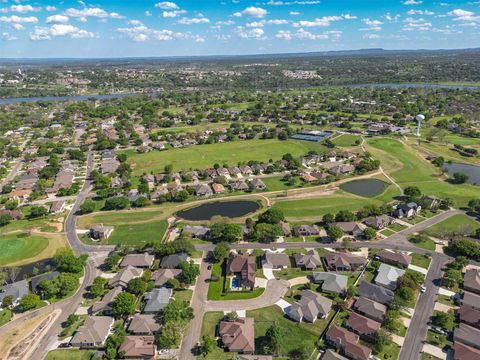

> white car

[{"left": 421, "top": 286, "right": 427, "bottom": 293}]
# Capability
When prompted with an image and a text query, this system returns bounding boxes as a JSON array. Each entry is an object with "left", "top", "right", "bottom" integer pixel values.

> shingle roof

[
  {"left": 312, "top": 272, "right": 348, "bottom": 294},
  {"left": 288, "top": 290, "right": 332, "bottom": 323},
  {"left": 151, "top": 269, "right": 182, "bottom": 287},
  {"left": 453, "top": 323, "right": 480, "bottom": 349},
  {"left": 143, "top": 288, "right": 172, "bottom": 313},
  {"left": 453, "top": 341, "right": 480, "bottom": 360},
  {"left": 346, "top": 311, "right": 381, "bottom": 336},
  {"left": 219, "top": 317, "right": 255, "bottom": 353},
  {"left": 374, "top": 263, "right": 405, "bottom": 290},
  {"left": 462, "top": 291, "right": 480, "bottom": 310},
  {"left": 119, "top": 336, "right": 156, "bottom": 358},
  {"left": 128, "top": 314, "right": 162, "bottom": 335},
  {"left": 120, "top": 253, "right": 155, "bottom": 268},
  {"left": 0, "top": 279, "right": 29, "bottom": 303},
  {"left": 353, "top": 297, "right": 387, "bottom": 322},
  {"left": 376, "top": 250, "right": 412, "bottom": 267},
  {"left": 294, "top": 250, "right": 322, "bottom": 269},
  {"left": 160, "top": 253, "right": 188, "bottom": 268},
  {"left": 464, "top": 269, "right": 480, "bottom": 293},
  {"left": 108, "top": 266, "right": 143, "bottom": 288},
  {"left": 263, "top": 252, "right": 289, "bottom": 268},
  {"left": 70, "top": 316, "right": 114, "bottom": 347},
  {"left": 358, "top": 281, "right": 394, "bottom": 305}
]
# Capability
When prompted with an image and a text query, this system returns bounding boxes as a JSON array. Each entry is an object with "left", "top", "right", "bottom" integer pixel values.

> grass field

[
  {"left": 0, "top": 233, "right": 49, "bottom": 266},
  {"left": 409, "top": 236, "right": 436, "bottom": 251},
  {"left": 200, "top": 312, "right": 235, "bottom": 360},
  {"left": 421, "top": 214, "right": 480, "bottom": 239},
  {"left": 77, "top": 209, "right": 164, "bottom": 229},
  {"left": 332, "top": 134, "right": 361, "bottom": 147},
  {"left": 45, "top": 349, "right": 94, "bottom": 360},
  {"left": 122, "top": 139, "right": 328, "bottom": 175},
  {"left": 0, "top": 309, "right": 12, "bottom": 327},
  {"left": 367, "top": 137, "right": 480, "bottom": 207},
  {"left": 411, "top": 253, "right": 432, "bottom": 269}
]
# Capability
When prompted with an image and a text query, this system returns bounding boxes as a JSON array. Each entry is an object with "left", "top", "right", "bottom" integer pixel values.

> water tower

[{"left": 415, "top": 114, "right": 425, "bottom": 137}]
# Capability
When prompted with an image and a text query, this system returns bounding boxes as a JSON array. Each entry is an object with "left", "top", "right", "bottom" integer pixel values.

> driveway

[
  {"left": 275, "top": 299, "right": 292, "bottom": 314},
  {"left": 422, "top": 344, "right": 447, "bottom": 360},
  {"left": 262, "top": 267, "right": 275, "bottom": 280},
  {"left": 438, "top": 288, "right": 456, "bottom": 297},
  {"left": 408, "top": 264, "right": 429, "bottom": 275}
]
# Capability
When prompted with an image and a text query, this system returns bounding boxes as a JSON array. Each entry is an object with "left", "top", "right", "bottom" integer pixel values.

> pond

[
  {"left": 340, "top": 179, "right": 388, "bottom": 197},
  {"left": 176, "top": 200, "right": 260, "bottom": 221},
  {"left": 443, "top": 162, "right": 480, "bottom": 185}
]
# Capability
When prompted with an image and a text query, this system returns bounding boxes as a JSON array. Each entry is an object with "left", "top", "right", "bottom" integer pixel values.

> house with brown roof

[
  {"left": 194, "top": 183, "right": 213, "bottom": 197},
  {"left": 462, "top": 291, "right": 480, "bottom": 309},
  {"left": 119, "top": 336, "right": 156, "bottom": 359},
  {"left": 120, "top": 253, "right": 155, "bottom": 269},
  {"left": 345, "top": 311, "right": 381, "bottom": 341},
  {"left": 279, "top": 221, "right": 291, "bottom": 236},
  {"left": 364, "top": 215, "right": 395, "bottom": 230},
  {"left": 211, "top": 183, "right": 226, "bottom": 194},
  {"left": 457, "top": 305, "right": 480, "bottom": 329},
  {"left": 219, "top": 317, "right": 255, "bottom": 354},
  {"left": 453, "top": 341, "right": 480, "bottom": 360},
  {"left": 325, "top": 325, "right": 372, "bottom": 360},
  {"left": 70, "top": 316, "right": 114, "bottom": 348},
  {"left": 226, "top": 253, "right": 256, "bottom": 289},
  {"left": 151, "top": 268, "right": 182, "bottom": 287},
  {"left": 293, "top": 224, "right": 320, "bottom": 237},
  {"left": 263, "top": 252, "right": 289, "bottom": 269},
  {"left": 332, "top": 222, "right": 365, "bottom": 238},
  {"left": 464, "top": 269, "right": 480, "bottom": 295},
  {"left": 128, "top": 314, "right": 161, "bottom": 335},
  {"left": 91, "top": 287, "right": 122, "bottom": 314},
  {"left": 288, "top": 290, "right": 332, "bottom": 322},
  {"left": 376, "top": 250, "right": 412, "bottom": 268},
  {"left": 353, "top": 297, "right": 387, "bottom": 323},
  {"left": 321, "top": 350, "right": 348, "bottom": 360},
  {"left": 324, "top": 252, "right": 367, "bottom": 271},
  {"left": 294, "top": 250, "right": 322, "bottom": 270},
  {"left": 249, "top": 178, "right": 266, "bottom": 190},
  {"left": 49, "top": 200, "right": 65, "bottom": 214},
  {"left": 108, "top": 266, "right": 143, "bottom": 288},
  {"left": 453, "top": 323, "right": 480, "bottom": 350}
]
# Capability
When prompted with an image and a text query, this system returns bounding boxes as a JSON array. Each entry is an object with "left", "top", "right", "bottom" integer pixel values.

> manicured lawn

[
  {"left": 45, "top": 349, "right": 94, "bottom": 360},
  {"left": 403, "top": 216, "right": 426, "bottom": 225},
  {"left": 436, "top": 295, "right": 455, "bottom": 307},
  {"left": 411, "top": 253, "right": 432, "bottom": 269},
  {"left": 380, "top": 229, "right": 395, "bottom": 237},
  {"left": 390, "top": 223, "right": 408, "bottom": 232},
  {"left": 409, "top": 237, "right": 436, "bottom": 251},
  {"left": 77, "top": 209, "right": 164, "bottom": 229},
  {"left": 247, "top": 305, "right": 327, "bottom": 356},
  {"left": 123, "top": 139, "right": 328, "bottom": 175},
  {"left": 0, "top": 233, "right": 49, "bottom": 266},
  {"left": 422, "top": 214, "right": 480, "bottom": 239},
  {"left": 332, "top": 134, "right": 360, "bottom": 147},
  {"left": 199, "top": 312, "right": 235, "bottom": 360},
  {"left": 207, "top": 262, "right": 265, "bottom": 300},
  {"left": 0, "top": 309, "right": 12, "bottom": 327},
  {"left": 373, "top": 340, "right": 401, "bottom": 360},
  {"left": 421, "top": 353, "right": 443, "bottom": 360},
  {"left": 426, "top": 330, "right": 452, "bottom": 349},
  {"left": 81, "top": 220, "right": 168, "bottom": 246},
  {"left": 174, "top": 289, "right": 193, "bottom": 303},
  {"left": 262, "top": 176, "right": 303, "bottom": 192},
  {"left": 275, "top": 267, "right": 313, "bottom": 280}
]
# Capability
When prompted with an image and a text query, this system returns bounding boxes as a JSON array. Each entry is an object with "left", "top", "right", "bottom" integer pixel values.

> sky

[{"left": 0, "top": 0, "right": 479, "bottom": 58}]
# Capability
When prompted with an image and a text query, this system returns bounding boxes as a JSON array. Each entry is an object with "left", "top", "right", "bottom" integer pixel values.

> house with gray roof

[
  {"left": 160, "top": 253, "right": 188, "bottom": 269},
  {"left": 70, "top": 316, "right": 114, "bottom": 348},
  {"left": 288, "top": 290, "right": 332, "bottom": 323},
  {"left": 91, "top": 287, "right": 123, "bottom": 314},
  {"left": 263, "top": 252, "right": 289, "bottom": 269},
  {"left": 453, "top": 323, "right": 480, "bottom": 350},
  {"left": 128, "top": 314, "right": 162, "bottom": 335},
  {"left": 374, "top": 263, "right": 405, "bottom": 290},
  {"left": 0, "top": 279, "right": 29, "bottom": 306},
  {"left": 376, "top": 251, "right": 412, "bottom": 268},
  {"left": 294, "top": 250, "right": 322, "bottom": 270},
  {"left": 151, "top": 269, "right": 182, "bottom": 287},
  {"left": 462, "top": 291, "right": 480, "bottom": 310},
  {"left": 464, "top": 269, "right": 480, "bottom": 295},
  {"left": 108, "top": 266, "right": 143, "bottom": 288},
  {"left": 364, "top": 215, "right": 395, "bottom": 230},
  {"left": 143, "top": 288, "right": 172, "bottom": 313},
  {"left": 358, "top": 281, "right": 394, "bottom": 305},
  {"left": 353, "top": 297, "right": 387, "bottom": 323},
  {"left": 312, "top": 272, "right": 348, "bottom": 294},
  {"left": 183, "top": 225, "right": 210, "bottom": 239},
  {"left": 120, "top": 253, "right": 155, "bottom": 269}
]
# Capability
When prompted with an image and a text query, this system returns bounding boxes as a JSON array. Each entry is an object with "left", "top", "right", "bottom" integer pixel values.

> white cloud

[
  {"left": 46, "top": 15, "right": 69, "bottom": 24},
  {"left": 236, "top": 26, "right": 265, "bottom": 39},
  {"left": 0, "top": 15, "right": 38, "bottom": 24},
  {"left": 145, "top": 11, "right": 152, "bottom": 17},
  {"left": 162, "top": 10, "right": 186, "bottom": 18},
  {"left": 407, "top": 9, "right": 434, "bottom": 15},
  {"left": 215, "top": 34, "right": 231, "bottom": 40},
  {"left": 12, "top": 23, "right": 24, "bottom": 30},
  {"left": 290, "top": 11, "right": 300, "bottom": 16},
  {"left": 402, "top": 17, "right": 432, "bottom": 30},
  {"left": 447, "top": 9, "right": 480, "bottom": 22},
  {"left": 276, "top": 28, "right": 330, "bottom": 40},
  {"left": 65, "top": 7, "right": 124, "bottom": 22},
  {"left": 128, "top": 20, "right": 143, "bottom": 26},
  {"left": 155, "top": 2, "right": 179, "bottom": 10},
  {"left": 402, "top": 0, "right": 423, "bottom": 5},
  {"left": 246, "top": 19, "right": 289, "bottom": 27},
  {"left": 0, "top": 5, "right": 41, "bottom": 13},
  {"left": 216, "top": 20, "right": 235, "bottom": 26},
  {"left": 363, "top": 33, "right": 380, "bottom": 39},
  {"left": 1, "top": 32, "right": 16, "bottom": 40},
  {"left": 361, "top": 18, "right": 383, "bottom": 31},
  {"left": 385, "top": 13, "right": 401, "bottom": 21},
  {"left": 264, "top": 1, "right": 320, "bottom": 5},
  {"left": 178, "top": 17, "right": 210, "bottom": 25},
  {"left": 234, "top": 6, "right": 268, "bottom": 18},
  {"left": 46, "top": 6, "right": 57, "bottom": 12},
  {"left": 117, "top": 25, "right": 196, "bottom": 42},
  {"left": 30, "top": 24, "right": 94, "bottom": 40}
]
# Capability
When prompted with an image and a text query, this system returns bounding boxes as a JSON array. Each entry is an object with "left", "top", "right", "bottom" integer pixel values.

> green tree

[
  {"left": 162, "top": 300, "right": 194, "bottom": 323},
  {"left": 209, "top": 223, "right": 243, "bottom": 243},
  {"left": 404, "top": 186, "right": 422, "bottom": 200},
  {"left": 199, "top": 335, "right": 216, "bottom": 357},
  {"left": 363, "top": 227, "right": 377, "bottom": 240},
  {"left": 53, "top": 248, "right": 87, "bottom": 274},
  {"left": 80, "top": 199, "right": 96, "bottom": 214},
  {"left": 179, "top": 261, "right": 200, "bottom": 285},
  {"left": 327, "top": 225, "right": 344, "bottom": 241},
  {"left": 17, "top": 293, "right": 43, "bottom": 312},
  {"left": 29, "top": 206, "right": 48, "bottom": 219},
  {"left": 452, "top": 172, "right": 469, "bottom": 184},
  {"left": 111, "top": 292, "right": 137, "bottom": 318},
  {"left": 431, "top": 312, "right": 454, "bottom": 329},
  {"left": 126, "top": 277, "right": 148, "bottom": 296},
  {"left": 213, "top": 242, "right": 229, "bottom": 263},
  {"left": 258, "top": 208, "right": 285, "bottom": 224},
  {"left": 263, "top": 324, "right": 281, "bottom": 355},
  {"left": 253, "top": 223, "right": 283, "bottom": 243},
  {"left": 89, "top": 276, "right": 108, "bottom": 298}
]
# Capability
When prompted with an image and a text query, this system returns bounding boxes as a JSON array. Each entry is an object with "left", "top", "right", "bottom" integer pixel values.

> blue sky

[{"left": 0, "top": 0, "right": 479, "bottom": 58}]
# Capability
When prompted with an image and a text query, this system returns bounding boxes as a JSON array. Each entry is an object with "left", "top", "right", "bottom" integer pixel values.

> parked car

[{"left": 421, "top": 286, "right": 427, "bottom": 293}]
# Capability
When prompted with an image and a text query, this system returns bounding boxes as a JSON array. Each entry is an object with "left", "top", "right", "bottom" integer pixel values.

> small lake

[
  {"left": 443, "top": 162, "right": 480, "bottom": 185},
  {"left": 176, "top": 200, "right": 260, "bottom": 221},
  {"left": 340, "top": 179, "right": 387, "bottom": 197}
]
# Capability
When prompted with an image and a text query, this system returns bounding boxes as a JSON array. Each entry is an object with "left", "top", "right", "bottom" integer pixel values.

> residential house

[
  {"left": 228, "top": 167, "right": 241, "bottom": 178},
  {"left": 108, "top": 266, "right": 143, "bottom": 288},
  {"left": 49, "top": 200, "right": 65, "bottom": 214},
  {"left": 332, "top": 222, "right": 365, "bottom": 238},
  {"left": 345, "top": 312, "right": 381, "bottom": 341},
  {"left": 279, "top": 221, "right": 291, "bottom": 236},
  {"left": 249, "top": 179, "right": 266, "bottom": 190},
  {"left": 183, "top": 225, "right": 210, "bottom": 239},
  {"left": 393, "top": 202, "right": 421, "bottom": 218},
  {"left": 70, "top": 316, "right": 114, "bottom": 348},
  {"left": 293, "top": 225, "right": 320, "bottom": 237},
  {"left": 263, "top": 252, "right": 289, "bottom": 269},
  {"left": 325, "top": 325, "right": 372, "bottom": 360},
  {"left": 239, "top": 165, "right": 253, "bottom": 175},
  {"left": 119, "top": 336, "right": 156, "bottom": 359},
  {"left": 101, "top": 159, "right": 120, "bottom": 175},
  {"left": 453, "top": 323, "right": 480, "bottom": 350},
  {"left": 321, "top": 350, "right": 348, "bottom": 360},
  {"left": 0, "top": 209, "right": 21, "bottom": 220},
  {"left": 288, "top": 290, "right": 333, "bottom": 322},
  {"left": 91, "top": 287, "right": 123, "bottom": 314},
  {"left": 0, "top": 279, "right": 29, "bottom": 306},
  {"left": 302, "top": 173, "right": 317, "bottom": 183},
  {"left": 462, "top": 291, "right": 480, "bottom": 309},
  {"left": 151, "top": 269, "right": 182, "bottom": 287},
  {"left": 457, "top": 305, "right": 480, "bottom": 329},
  {"left": 376, "top": 251, "right": 412, "bottom": 268},
  {"left": 194, "top": 184, "right": 213, "bottom": 198},
  {"left": 212, "top": 183, "right": 226, "bottom": 194},
  {"left": 364, "top": 215, "right": 395, "bottom": 230},
  {"left": 420, "top": 195, "right": 442, "bottom": 210},
  {"left": 374, "top": 263, "right": 405, "bottom": 290},
  {"left": 357, "top": 281, "right": 394, "bottom": 305},
  {"left": 160, "top": 253, "right": 188, "bottom": 269},
  {"left": 312, "top": 272, "right": 348, "bottom": 294},
  {"left": 143, "top": 288, "right": 172, "bottom": 313},
  {"left": 464, "top": 269, "right": 480, "bottom": 295},
  {"left": 8, "top": 189, "right": 32, "bottom": 201},
  {"left": 90, "top": 225, "right": 114, "bottom": 240},
  {"left": 128, "top": 314, "right": 161, "bottom": 335},
  {"left": 230, "top": 180, "right": 249, "bottom": 191},
  {"left": 294, "top": 250, "right": 322, "bottom": 270},
  {"left": 354, "top": 296, "right": 386, "bottom": 321},
  {"left": 453, "top": 341, "right": 480, "bottom": 360},
  {"left": 226, "top": 253, "right": 256, "bottom": 289},
  {"left": 324, "top": 252, "right": 367, "bottom": 272},
  {"left": 120, "top": 253, "right": 155, "bottom": 269},
  {"left": 219, "top": 317, "right": 255, "bottom": 354}
]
